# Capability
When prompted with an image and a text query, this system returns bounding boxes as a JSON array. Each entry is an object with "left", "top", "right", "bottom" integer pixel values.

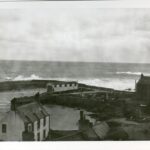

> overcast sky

[{"left": 0, "top": 8, "right": 150, "bottom": 63}]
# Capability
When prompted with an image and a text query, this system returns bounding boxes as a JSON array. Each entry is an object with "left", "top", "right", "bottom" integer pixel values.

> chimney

[
  {"left": 141, "top": 73, "right": 144, "bottom": 79},
  {"left": 80, "top": 110, "right": 84, "bottom": 121},
  {"left": 11, "top": 98, "right": 17, "bottom": 111},
  {"left": 34, "top": 92, "right": 40, "bottom": 103}
]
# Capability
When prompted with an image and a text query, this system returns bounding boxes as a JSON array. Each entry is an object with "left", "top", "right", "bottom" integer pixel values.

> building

[
  {"left": 0, "top": 100, "right": 50, "bottom": 141},
  {"left": 47, "top": 81, "right": 78, "bottom": 93},
  {"left": 136, "top": 74, "right": 150, "bottom": 104},
  {"left": 78, "top": 111, "right": 109, "bottom": 140}
]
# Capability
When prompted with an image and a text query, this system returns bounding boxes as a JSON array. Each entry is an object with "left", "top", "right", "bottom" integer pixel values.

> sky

[{"left": 0, "top": 8, "right": 150, "bottom": 63}]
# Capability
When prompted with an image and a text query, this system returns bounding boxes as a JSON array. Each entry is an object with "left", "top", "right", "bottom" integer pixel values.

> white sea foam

[
  {"left": 78, "top": 78, "right": 135, "bottom": 91},
  {"left": 13, "top": 74, "right": 42, "bottom": 81},
  {"left": 6, "top": 75, "right": 77, "bottom": 82},
  {"left": 116, "top": 71, "right": 150, "bottom": 76}
]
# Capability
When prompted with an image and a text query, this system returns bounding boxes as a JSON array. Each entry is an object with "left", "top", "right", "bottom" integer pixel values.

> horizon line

[{"left": 0, "top": 59, "right": 150, "bottom": 65}]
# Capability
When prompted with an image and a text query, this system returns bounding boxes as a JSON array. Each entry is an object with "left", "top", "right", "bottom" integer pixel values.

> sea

[{"left": 0, "top": 60, "right": 150, "bottom": 91}]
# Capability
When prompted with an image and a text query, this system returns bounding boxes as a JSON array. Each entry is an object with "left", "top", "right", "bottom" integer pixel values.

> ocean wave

[
  {"left": 6, "top": 74, "right": 42, "bottom": 81},
  {"left": 79, "top": 78, "right": 135, "bottom": 91},
  {"left": 116, "top": 71, "right": 150, "bottom": 76},
  {"left": 5, "top": 75, "right": 78, "bottom": 83},
  {"left": 5, "top": 74, "right": 135, "bottom": 91}
]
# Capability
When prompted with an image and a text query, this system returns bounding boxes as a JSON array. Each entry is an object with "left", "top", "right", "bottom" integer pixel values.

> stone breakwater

[{"left": 0, "top": 79, "right": 114, "bottom": 92}]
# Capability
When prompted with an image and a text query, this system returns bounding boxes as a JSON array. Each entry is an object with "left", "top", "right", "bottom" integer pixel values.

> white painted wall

[
  {"left": 0, "top": 112, "right": 50, "bottom": 141},
  {"left": 0, "top": 111, "right": 24, "bottom": 141},
  {"left": 47, "top": 83, "right": 78, "bottom": 93},
  {"left": 34, "top": 116, "right": 50, "bottom": 141}
]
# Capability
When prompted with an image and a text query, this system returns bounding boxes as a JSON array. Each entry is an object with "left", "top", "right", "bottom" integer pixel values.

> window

[
  {"left": 2, "top": 124, "right": 7, "bottom": 133},
  {"left": 28, "top": 124, "right": 32, "bottom": 132},
  {"left": 43, "top": 130, "right": 46, "bottom": 139},
  {"left": 38, "top": 120, "right": 40, "bottom": 129},
  {"left": 43, "top": 117, "right": 46, "bottom": 126},
  {"left": 37, "top": 132, "right": 40, "bottom": 141}
]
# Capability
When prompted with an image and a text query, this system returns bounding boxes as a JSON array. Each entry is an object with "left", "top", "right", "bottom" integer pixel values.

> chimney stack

[
  {"left": 80, "top": 110, "right": 84, "bottom": 121},
  {"left": 34, "top": 92, "right": 40, "bottom": 103},
  {"left": 11, "top": 98, "right": 17, "bottom": 111},
  {"left": 141, "top": 73, "right": 144, "bottom": 79}
]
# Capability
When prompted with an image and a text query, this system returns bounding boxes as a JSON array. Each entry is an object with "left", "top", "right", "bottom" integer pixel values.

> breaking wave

[
  {"left": 5, "top": 74, "right": 77, "bottom": 83},
  {"left": 6, "top": 74, "right": 42, "bottom": 81},
  {"left": 14, "top": 74, "right": 42, "bottom": 81},
  {"left": 116, "top": 71, "right": 150, "bottom": 76},
  {"left": 5, "top": 74, "right": 135, "bottom": 91},
  {"left": 79, "top": 78, "right": 135, "bottom": 91}
]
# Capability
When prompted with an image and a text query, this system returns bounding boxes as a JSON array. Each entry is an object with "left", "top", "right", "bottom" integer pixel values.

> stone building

[
  {"left": 136, "top": 74, "right": 150, "bottom": 104},
  {"left": 0, "top": 100, "right": 50, "bottom": 141},
  {"left": 47, "top": 81, "right": 78, "bottom": 93},
  {"left": 78, "top": 111, "right": 109, "bottom": 140}
]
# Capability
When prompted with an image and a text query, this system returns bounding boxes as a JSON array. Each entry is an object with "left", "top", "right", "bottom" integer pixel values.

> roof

[
  {"left": 83, "top": 128, "right": 99, "bottom": 140},
  {"left": 92, "top": 122, "right": 109, "bottom": 139},
  {"left": 16, "top": 102, "right": 49, "bottom": 123},
  {"left": 82, "top": 122, "right": 109, "bottom": 140}
]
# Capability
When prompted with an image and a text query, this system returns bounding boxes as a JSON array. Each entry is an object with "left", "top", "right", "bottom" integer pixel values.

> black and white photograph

[{"left": 0, "top": 5, "right": 150, "bottom": 143}]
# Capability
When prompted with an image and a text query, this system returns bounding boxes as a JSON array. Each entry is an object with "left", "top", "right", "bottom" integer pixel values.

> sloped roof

[
  {"left": 83, "top": 128, "right": 99, "bottom": 140},
  {"left": 81, "top": 121, "right": 109, "bottom": 140},
  {"left": 16, "top": 102, "right": 49, "bottom": 123},
  {"left": 92, "top": 122, "right": 109, "bottom": 139}
]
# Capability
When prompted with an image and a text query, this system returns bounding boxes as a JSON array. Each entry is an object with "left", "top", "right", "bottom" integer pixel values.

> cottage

[
  {"left": 0, "top": 100, "right": 50, "bottom": 141},
  {"left": 47, "top": 81, "right": 78, "bottom": 93},
  {"left": 78, "top": 111, "right": 109, "bottom": 140},
  {"left": 136, "top": 74, "right": 150, "bottom": 104}
]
